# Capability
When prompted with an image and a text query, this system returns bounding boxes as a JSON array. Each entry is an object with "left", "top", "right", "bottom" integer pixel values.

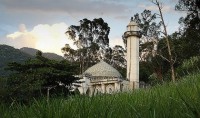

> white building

[
  {"left": 75, "top": 18, "right": 141, "bottom": 95},
  {"left": 75, "top": 61, "right": 129, "bottom": 95}
]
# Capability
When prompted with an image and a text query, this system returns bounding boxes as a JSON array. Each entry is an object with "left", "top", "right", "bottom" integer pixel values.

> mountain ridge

[
  {"left": 20, "top": 47, "right": 64, "bottom": 61},
  {"left": 0, "top": 45, "right": 33, "bottom": 77},
  {"left": 0, "top": 45, "right": 64, "bottom": 77}
]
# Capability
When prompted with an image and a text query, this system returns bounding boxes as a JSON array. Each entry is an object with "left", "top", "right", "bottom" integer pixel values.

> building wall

[{"left": 77, "top": 77, "right": 122, "bottom": 95}]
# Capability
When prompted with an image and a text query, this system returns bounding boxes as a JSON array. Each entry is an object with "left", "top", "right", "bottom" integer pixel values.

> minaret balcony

[{"left": 123, "top": 31, "right": 142, "bottom": 39}]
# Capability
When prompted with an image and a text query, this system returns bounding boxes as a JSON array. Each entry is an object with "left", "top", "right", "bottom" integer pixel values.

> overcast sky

[{"left": 0, "top": 0, "right": 185, "bottom": 55}]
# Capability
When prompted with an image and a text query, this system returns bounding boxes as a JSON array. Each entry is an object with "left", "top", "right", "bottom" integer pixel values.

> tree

[
  {"left": 151, "top": 0, "right": 176, "bottom": 82},
  {"left": 67, "top": 18, "right": 110, "bottom": 49},
  {"left": 128, "top": 10, "right": 161, "bottom": 61},
  {"left": 139, "top": 61, "right": 153, "bottom": 83},
  {"left": 65, "top": 18, "right": 110, "bottom": 73},
  {"left": 130, "top": 1, "right": 176, "bottom": 82},
  {"left": 110, "top": 45, "right": 126, "bottom": 68},
  {"left": 109, "top": 45, "right": 126, "bottom": 78},
  {"left": 6, "top": 52, "right": 79, "bottom": 102},
  {"left": 176, "top": 56, "right": 200, "bottom": 77},
  {"left": 62, "top": 44, "right": 76, "bottom": 62},
  {"left": 175, "top": 0, "right": 200, "bottom": 58},
  {"left": 175, "top": 0, "right": 200, "bottom": 23}
]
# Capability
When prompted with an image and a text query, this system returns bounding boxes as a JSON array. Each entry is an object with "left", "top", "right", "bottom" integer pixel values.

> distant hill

[
  {"left": 0, "top": 45, "right": 33, "bottom": 77},
  {"left": 20, "top": 47, "right": 39, "bottom": 56},
  {"left": 20, "top": 47, "right": 64, "bottom": 61},
  {"left": 0, "top": 45, "right": 64, "bottom": 77},
  {"left": 42, "top": 52, "right": 64, "bottom": 61}
]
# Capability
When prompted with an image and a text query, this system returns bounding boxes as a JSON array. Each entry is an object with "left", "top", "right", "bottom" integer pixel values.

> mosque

[{"left": 74, "top": 18, "right": 142, "bottom": 95}]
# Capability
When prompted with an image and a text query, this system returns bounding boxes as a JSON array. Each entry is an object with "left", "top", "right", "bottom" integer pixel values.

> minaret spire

[{"left": 123, "top": 17, "right": 141, "bottom": 90}]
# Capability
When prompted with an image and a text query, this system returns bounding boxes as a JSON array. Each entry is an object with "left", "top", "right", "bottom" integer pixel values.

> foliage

[
  {"left": 66, "top": 18, "right": 110, "bottom": 49},
  {"left": 110, "top": 45, "right": 126, "bottom": 68},
  {"left": 148, "top": 73, "right": 162, "bottom": 85},
  {"left": 0, "top": 45, "right": 32, "bottom": 77},
  {"left": 0, "top": 77, "right": 7, "bottom": 101},
  {"left": 62, "top": 44, "right": 76, "bottom": 62},
  {"left": 63, "top": 18, "right": 126, "bottom": 78},
  {"left": 132, "top": 9, "right": 161, "bottom": 61},
  {"left": 2, "top": 73, "right": 200, "bottom": 117},
  {"left": 139, "top": 61, "right": 153, "bottom": 83},
  {"left": 4, "top": 52, "right": 79, "bottom": 102},
  {"left": 104, "top": 45, "right": 126, "bottom": 78},
  {"left": 175, "top": 0, "right": 200, "bottom": 58},
  {"left": 62, "top": 43, "right": 100, "bottom": 74},
  {"left": 134, "top": 10, "right": 161, "bottom": 40},
  {"left": 64, "top": 18, "right": 110, "bottom": 73},
  {"left": 175, "top": 0, "right": 200, "bottom": 32},
  {"left": 177, "top": 56, "right": 200, "bottom": 77}
]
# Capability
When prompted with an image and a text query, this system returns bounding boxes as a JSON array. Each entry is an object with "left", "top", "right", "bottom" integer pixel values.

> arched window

[{"left": 95, "top": 87, "right": 102, "bottom": 95}]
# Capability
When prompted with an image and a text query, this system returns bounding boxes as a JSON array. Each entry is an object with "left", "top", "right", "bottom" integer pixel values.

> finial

[{"left": 131, "top": 17, "right": 133, "bottom": 21}]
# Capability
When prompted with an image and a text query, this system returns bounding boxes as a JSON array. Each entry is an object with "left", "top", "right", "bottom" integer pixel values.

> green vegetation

[
  {"left": 177, "top": 56, "right": 200, "bottom": 77},
  {"left": 0, "top": 45, "right": 33, "bottom": 77},
  {"left": 0, "top": 51, "right": 79, "bottom": 103},
  {"left": 0, "top": 45, "right": 64, "bottom": 77},
  {"left": 20, "top": 47, "right": 64, "bottom": 61},
  {"left": 63, "top": 18, "right": 126, "bottom": 78},
  {"left": 1, "top": 73, "right": 200, "bottom": 118}
]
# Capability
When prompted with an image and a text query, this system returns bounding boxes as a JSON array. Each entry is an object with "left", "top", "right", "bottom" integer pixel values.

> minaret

[{"left": 123, "top": 17, "right": 141, "bottom": 89}]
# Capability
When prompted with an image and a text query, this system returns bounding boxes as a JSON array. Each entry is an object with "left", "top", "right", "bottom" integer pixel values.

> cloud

[
  {"left": 114, "top": 15, "right": 130, "bottom": 21},
  {"left": 6, "top": 24, "right": 37, "bottom": 49},
  {"left": 6, "top": 23, "right": 75, "bottom": 56},
  {"left": 138, "top": 4, "right": 173, "bottom": 13},
  {"left": 5, "top": 23, "right": 125, "bottom": 55},
  {"left": 1, "top": 0, "right": 128, "bottom": 16}
]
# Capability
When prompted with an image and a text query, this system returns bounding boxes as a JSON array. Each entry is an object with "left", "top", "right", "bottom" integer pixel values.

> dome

[{"left": 84, "top": 61, "right": 122, "bottom": 78}]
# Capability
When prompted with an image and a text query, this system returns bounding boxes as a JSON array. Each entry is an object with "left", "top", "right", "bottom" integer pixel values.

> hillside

[
  {"left": 1, "top": 73, "right": 200, "bottom": 117},
  {"left": 20, "top": 47, "right": 39, "bottom": 56},
  {"left": 42, "top": 52, "right": 64, "bottom": 61},
  {"left": 0, "top": 45, "right": 33, "bottom": 77},
  {"left": 20, "top": 47, "right": 64, "bottom": 61},
  {"left": 0, "top": 45, "right": 64, "bottom": 77}
]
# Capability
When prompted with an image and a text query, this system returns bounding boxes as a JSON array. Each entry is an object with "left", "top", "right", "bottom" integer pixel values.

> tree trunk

[
  {"left": 47, "top": 88, "right": 50, "bottom": 102},
  {"left": 154, "top": 0, "right": 176, "bottom": 82}
]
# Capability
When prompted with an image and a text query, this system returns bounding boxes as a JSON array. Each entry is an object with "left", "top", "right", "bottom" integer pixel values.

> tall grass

[{"left": 1, "top": 73, "right": 200, "bottom": 118}]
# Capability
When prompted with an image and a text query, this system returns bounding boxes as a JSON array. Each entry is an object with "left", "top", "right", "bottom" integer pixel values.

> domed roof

[{"left": 84, "top": 61, "right": 122, "bottom": 78}]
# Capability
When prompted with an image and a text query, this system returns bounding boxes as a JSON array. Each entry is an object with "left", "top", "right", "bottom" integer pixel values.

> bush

[
  {"left": 176, "top": 56, "right": 200, "bottom": 77},
  {"left": 0, "top": 77, "right": 7, "bottom": 101}
]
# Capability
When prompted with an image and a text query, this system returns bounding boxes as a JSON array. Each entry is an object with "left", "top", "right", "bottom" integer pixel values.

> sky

[{"left": 0, "top": 0, "right": 186, "bottom": 56}]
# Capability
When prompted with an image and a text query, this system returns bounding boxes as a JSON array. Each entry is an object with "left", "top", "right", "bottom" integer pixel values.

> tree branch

[
  {"left": 159, "top": 31, "right": 167, "bottom": 36},
  {"left": 156, "top": 53, "right": 170, "bottom": 62},
  {"left": 155, "top": 13, "right": 161, "bottom": 16},
  {"left": 172, "top": 53, "right": 177, "bottom": 65}
]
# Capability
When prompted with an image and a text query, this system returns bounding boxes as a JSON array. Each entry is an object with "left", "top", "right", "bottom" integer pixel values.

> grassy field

[{"left": 1, "top": 74, "right": 200, "bottom": 118}]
